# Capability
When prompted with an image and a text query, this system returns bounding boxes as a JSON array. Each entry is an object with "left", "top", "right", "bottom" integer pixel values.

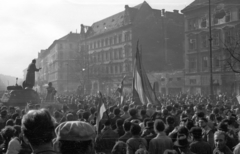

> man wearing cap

[
  {"left": 189, "top": 127, "right": 212, "bottom": 154},
  {"left": 54, "top": 121, "right": 96, "bottom": 154}
]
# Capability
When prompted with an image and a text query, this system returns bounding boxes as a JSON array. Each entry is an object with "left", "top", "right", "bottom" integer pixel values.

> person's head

[
  {"left": 90, "top": 107, "right": 96, "bottom": 115},
  {"left": 114, "top": 108, "right": 121, "bottom": 116},
  {"left": 104, "top": 119, "right": 111, "bottom": 127},
  {"left": 123, "top": 121, "right": 131, "bottom": 132},
  {"left": 214, "top": 131, "right": 227, "bottom": 151},
  {"left": 199, "top": 117, "right": 208, "bottom": 128},
  {"left": 66, "top": 113, "right": 75, "bottom": 121},
  {"left": 54, "top": 121, "right": 96, "bottom": 154},
  {"left": 129, "top": 108, "right": 137, "bottom": 117},
  {"left": 82, "top": 112, "right": 90, "bottom": 121},
  {"left": 190, "top": 127, "right": 202, "bottom": 140},
  {"left": 13, "top": 125, "right": 21, "bottom": 137},
  {"left": 123, "top": 105, "right": 128, "bottom": 113},
  {"left": 21, "top": 109, "right": 55, "bottom": 149},
  {"left": 9, "top": 106, "right": 15, "bottom": 114},
  {"left": 54, "top": 111, "right": 61, "bottom": 119},
  {"left": 1, "top": 126, "right": 15, "bottom": 141},
  {"left": 6, "top": 119, "right": 14, "bottom": 126},
  {"left": 154, "top": 119, "right": 165, "bottom": 133},
  {"left": 32, "top": 59, "right": 36, "bottom": 64},
  {"left": 1, "top": 110, "right": 7, "bottom": 118},
  {"left": 116, "top": 119, "right": 124, "bottom": 128},
  {"left": 48, "top": 82, "right": 52, "bottom": 87},
  {"left": 140, "top": 109, "right": 146, "bottom": 117},
  {"left": 130, "top": 124, "right": 141, "bottom": 136},
  {"left": 166, "top": 116, "right": 175, "bottom": 125}
]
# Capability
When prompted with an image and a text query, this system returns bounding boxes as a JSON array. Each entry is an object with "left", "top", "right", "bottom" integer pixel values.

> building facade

[
  {"left": 80, "top": 2, "right": 184, "bottom": 95},
  {"left": 36, "top": 32, "right": 82, "bottom": 93},
  {"left": 182, "top": 0, "right": 240, "bottom": 95}
]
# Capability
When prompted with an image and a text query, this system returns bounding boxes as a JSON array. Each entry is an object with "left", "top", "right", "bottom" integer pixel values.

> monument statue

[
  {"left": 23, "top": 59, "right": 41, "bottom": 89},
  {"left": 45, "top": 82, "right": 57, "bottom": 102}
]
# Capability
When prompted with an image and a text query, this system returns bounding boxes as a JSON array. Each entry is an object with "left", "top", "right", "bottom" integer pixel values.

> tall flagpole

[{"left": 209, "top": 0, "right": 214, "bottom": 99}]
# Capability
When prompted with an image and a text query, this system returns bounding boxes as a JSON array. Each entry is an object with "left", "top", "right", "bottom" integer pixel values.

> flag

[
  {"left": 132, "top": 41, "right": 157, "bottom": 105},
  {"left": 116, "top": 75, "right": 126, "bottom": 105},
  {"left": 237, "top": 95, "right": 240, "bottom": 104},
  {"left": 96, "top": 92, "right": 106, "bottom": 133}
]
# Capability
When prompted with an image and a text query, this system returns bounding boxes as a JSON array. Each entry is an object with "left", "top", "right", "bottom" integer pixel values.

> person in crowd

[
  {"left": 114, "top": 119, "right": 125, "bottom": 137},
  {"left": 45, "top": 82, "right": 57, "bottom": 102},
  {"left": 140, "top": 109, "right": 149, "bottom": 122},
  {"left": 149, "top": 119, "right": 173, "bottom": 154},
  {"left": 111, "top": 108, "right": 122, "bottom": 130},
  {"left": 88, "top": 107, "right": 96, "bottom": 123},
  {"left": 21, "top": 109, "right": 56, "bottom": 154},
  {"left": 121, "top": 105, "right": 130, "bottom": 120},
  {"left": 189, "top": 127, "right": 212, "bottom": 154},
  {"left": 165, "top": 116, "right": 175, "bottom": 135},
  {"left": 54, "top": 121, "right": 96, "bottom": 154},
  {"left": 142, "top": 121, "right": 154, "bottom": 137},
  {"left": 146, "top": 103, "right": 155, "bottom": 117},
  {"left": 174, "top": 134, "right": 194, "bottom": 154},
  {"left": 213, "top": 131, "right": 233, "bottom": 154},
  {"left": 0, "top": 126, "right": 15, "bottom": 153},
  {"left": 125, "top": 108, "right": 139, "bottom": 122},
  {"left": 95, "top": 119, "right": 119, "bottom": 153},
  {"left": 6, "top": 125, "right": 22, "bottom": 154},
  {"left": 199, "top": 117, "right": 214, "bottom": 149},
  {"left": 119, "top": 121, "right": 132, "bottom": 143},
  {"left": 126, "top": 124, "right": 147, "bottom": 154}
]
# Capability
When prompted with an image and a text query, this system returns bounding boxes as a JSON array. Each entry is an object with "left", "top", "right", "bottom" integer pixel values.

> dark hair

[
  {"left": 123, "top": 106, "right": 129, "bottom": 112},
  {"left": 6, "top": 119, "right": 14, "bottom": 126},
  {"left": 196, "top": 112, "right": 205, "bottom": 118},
  {"left": 59, "top": 140, "right": 93, "bottom": 154},
  {"left": 21, "top": 109, "right": 55, "bottom": 147},
  {"left": 110, "top": 106, "right": 115, "bottom": 113},
  {"left": 1, "top": 126, "right": 15, "bottom": 141},
  {"left": 116, "top": 119, "right": 124, "bottom": 128},
  {"left": 130, "top": 124, "right": 141, "bottom": 136},
  {"left": 154, "top": 120, "right": 165, "bottom": 132},
  {"left": 82, "top": 112, "right": 90, "bottom": 121},
  {"left": 54, "top": 111, "right": 61, "bottom": 119},
  {"left": 143, "top": 118, "right": 151, "bottom": 127},
  {"left": 140, "top": 109, "right": 146, "bottom": 116},
  {"left": 90, "top": 107, "right": 96, "bottom": 114},
  {"left": 11, "top": 113, "right": 19, "bottom": 121},
  {"left": 104, "top": 120, "right": 111, "bottom": 126},
  {"left": 114, "top": 108, "right": 121, "bottom": 116},
  {"left": 166, "top": 116, "right": 175, "bottom": 125},
  {"left": 13, "top": 125, "right": 21, "bottom": 137},
  {"left": 129, "top": 109, "right": 137, "bottom": 117},
  {"left": 209, "top": 113, "right": 215, "bottom": 121},
  {"left": 123, "top": 121, "right": 132, "bottom": 132},
  {"left": 216, "top": 116, "right": 223, "bottom": 123},
  {"left": 15, "top": 118, "right": 22, "bottom": 126},
  {"left": 199, "top": 117, "right": 208, "bottom": 123}
]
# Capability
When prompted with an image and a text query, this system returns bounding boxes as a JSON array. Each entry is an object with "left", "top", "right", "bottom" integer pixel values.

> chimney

[
  {"left": 80, "top": 24, "right": 85, "bottom": 34},
  {"left": 125, "top": 5, "right": 129, "bottom": 10},
  {"left": 162, "top": 9, "right": 165, "bottom": 16},
  {"left": 173, "top": 10, "right": 179, "bottom": 14}
]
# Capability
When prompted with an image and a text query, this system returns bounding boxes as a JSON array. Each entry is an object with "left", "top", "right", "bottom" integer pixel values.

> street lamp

[{"left": 208, "top": 0, "right": 214, "bottom": 99}]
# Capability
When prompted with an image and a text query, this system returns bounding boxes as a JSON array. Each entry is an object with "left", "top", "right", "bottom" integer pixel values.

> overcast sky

[{"left": 0, "top": 0, "right": 194, "bottom": 79}]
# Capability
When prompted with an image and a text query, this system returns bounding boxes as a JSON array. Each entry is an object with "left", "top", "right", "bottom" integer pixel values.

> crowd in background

[{"left": 0, "top": 93, "right": 240, "bottom": 154}]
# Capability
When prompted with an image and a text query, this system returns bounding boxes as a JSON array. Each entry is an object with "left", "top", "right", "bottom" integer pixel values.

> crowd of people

[{"left": 0, "top": 93, "right": 240, "bottom": 154}]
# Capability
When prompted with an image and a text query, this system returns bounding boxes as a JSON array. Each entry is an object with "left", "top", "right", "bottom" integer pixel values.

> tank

[{"left": 0, "top": 85, "right": 41, "bottom": 108}]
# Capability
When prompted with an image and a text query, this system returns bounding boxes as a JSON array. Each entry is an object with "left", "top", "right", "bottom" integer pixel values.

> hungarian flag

[
  {"left": 132, "top": 41, "right": 157, "bottom": 105},
  {"left": 96, "top": 92, "right": 106, "bottom": 133},
  {"left": 116, "top": 75, "right": 126, "bottom": 105}
]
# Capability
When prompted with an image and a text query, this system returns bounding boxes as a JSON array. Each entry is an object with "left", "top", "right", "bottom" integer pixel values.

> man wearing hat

[
  {"left": 54, "top": 121, "right": 96, "bottom": 154},
  {"left": 189, "top": 127, "right": 212, "bottom": 154},
  {"left": 174, "top": 134, "right": 194, "bottom": 154}
]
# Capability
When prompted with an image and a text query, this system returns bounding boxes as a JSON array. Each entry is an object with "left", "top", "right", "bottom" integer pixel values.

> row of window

[
  {"left": 88, "top": 31, "right": 131, "bottom": 50},
  {"left": 188, "top": 27, "right": 240, "bottom": 51},
  {"left": 89, "top": 63, "right": 132, "bottom": 75},
  {"left": 188, "top": 56, "right": 222, "bottom": 73},
  {"left": 88, "top": 46, "right": 132, "bottom": 63},
  {"left": 187, "top": 8, "right": 240, "bottom": 31}
]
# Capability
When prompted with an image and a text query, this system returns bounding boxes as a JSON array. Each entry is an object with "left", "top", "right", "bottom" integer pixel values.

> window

[
  {"left": 114, "top": 35, "right": 117, "bottom": 44},
  {"left": 105, "top": 38, "right": 108, "bottom": 46},
  {"left": 188, "top": 18, "right": 198, "bottom": 30},
  {"left": 239, "top": 8, "right": 240, "bottom": 20},
  {"left": 190, "top": 79, "right": 197, "bottom": 85},
  {"left": 202, "top": 56, "right": 208, "bottom": 71},
  {"left": 169, "top": 78, "right": 173, "bottom": 82},
  {"left": 225, "top": 11, "right": 231, "bottom": 22},
  {"left": 125, "top": 45, "right": 130, "bottom": 57},
  {"left": 110, "top": 37, "right": 113, "bottom": 45},
  {"left": 236, "top": 28, "right": 240, "bottom": 41},
  {"left": 119, "top": 64, "right": 123, "bottom": 73},
  {"left": 189, "top": 57, "right": 197, "bottom": 72},
  {"left": 59, "top": 43, "right": 63, "bottom": 49},
  {"left": 225, "top": 30, "right": 233, "bottom": 45},
  {"left": 214, "top": 57, "right": 220, "bottom": 68},
  {"left": 118, "top": 34, "right": 122, "bottom": 43},
  {"left": 201, "top": 34, "right": 208, "bottom": 48},
  {"left": 124, "top": 32, "right": 130, "bottom": 41},
  {"left": 69, "top": 44, "right": 73, "bottom": 49},
  {"left": 200, "top": 17, "right": 207, "bottom": 28},
  {"left": 189, "top": 38, "right": 196, "bottom": 50},
  {"left": 177, "top": 77, "right": 182, "bottom": 81},
  {"left": 213, "top": 32, "right": 219, "bottom": 46},
  {"left": 101, "top": 39, "right": 104, "bottom": 47},
  {"left": 98, "top": 40, "right": 101, "bottom": 48},
  {"left": 114, "top": 49, "right": 118, "bottom": 59},
  {"left": 119, "top": 48, "right": 123, "bottom": 59}
]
